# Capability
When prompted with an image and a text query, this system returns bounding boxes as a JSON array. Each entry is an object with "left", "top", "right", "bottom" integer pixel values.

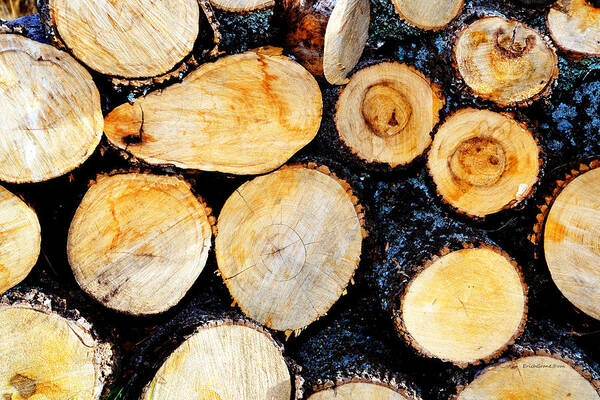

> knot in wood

[{"left": 361, "top": 84, "right": 411, "bottom": 137}]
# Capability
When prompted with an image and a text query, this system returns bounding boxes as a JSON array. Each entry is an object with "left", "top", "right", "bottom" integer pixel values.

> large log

[
  {"left": 0, "top": 185, "right": 40, "bottom": 295},
  {"left": 216, "top": 163, "right": 365, "bottom": 333},
  {"left": 0, "top": 289, "right": 114, "bottom": 399},
  {"left": 104, "top": 49, "right": 322, "bottom": 175},
  {"left": 67, "top": 172, "right": 214, "bottom": 315},
  {"left": 0, "top": 33, "right": 102, "bottom": 183},
  {"left": 37, "top": 0, "right": 220, "bottom": 89}
]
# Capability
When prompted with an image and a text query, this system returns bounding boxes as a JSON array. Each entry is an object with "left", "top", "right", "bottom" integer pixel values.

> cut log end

[
  {"left": 428, "top": 108, "right": 540, "bottom": 218},
  {"left": 104, "top": 50, "right": 322, "bottom": 175},
  {"left": 209, "top": 0, "right": 275, "bottom": 12},
  {"left": 336, "top": 62, "right": 444, "bottom": 167},
  {"left": 67, "top": 173, "right": 213, "bottom": 315},
  {"left": 547, "top": 0, "right": 600, "bottom": 57},
  {"left": 544, "top": 166, "right": 600, "bottom": 320},
  {"left": 0, "top": 186, "right": 40, "bottom": 295},
  {"left": 454, "top": 16, "right": 558, "bottom": 106},
  {"left": 141, "top": 321, "right": 292, "bottom": 400},
  {"left": 322, "top": 0, "right": 370, "bottom": 84},
  {"left": 397, "top": 246, "right": 527, "bottom": 366},
  {"left": 309, "top": 381, "right": 415, "bottom": 400},
  {"left": 391, "top": 0, "right": 464, "bottom": 30},
  {"left": 216, "top": 165, "right": 363, "bottom": 331},
  {"left": 42, "top": 0, "right": 202, "bottom": 78},
  {"left": 0, "top": 296, "right": 113, "bottom": 400},
  {"left": 0, "top": 34, "right": 102, "bottom": 183},
  {"left": 456, "top": 355, "right": 600, "bottom": 399}
]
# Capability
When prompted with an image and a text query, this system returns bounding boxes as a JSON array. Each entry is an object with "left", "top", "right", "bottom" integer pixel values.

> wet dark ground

[{"left": 2, "top": 0, "right": 600, "bottom": 398}]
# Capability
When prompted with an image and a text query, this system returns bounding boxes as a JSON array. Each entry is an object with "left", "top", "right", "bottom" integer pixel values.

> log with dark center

[
  {"left": 278, "top": 0, "right": 370, "bottom": 84},
  {"left": 396, "top": 244, "right": 527, "bottom": 366},
  {"left": 547, "top": 0, "right": 600, "bottom": 57},
  {"left": 104, "top": 49, "right": 322, "bottom": 175},
  {"left": 454, "top": 16, "right": 558, "bottom": 106},
  {"left": 140, "top": 320, "right": 293, "bottom": 400},
  {"left": 536, "top": 162, "right": 600, "bottom": 320},
  {"left": 390, "top": 0, "right": 464, "bottom": 30},
  {"left": 216, "top": 164, "right": 365, "bottom": 333},
  {"left": 37, "top": 0, "right": 219, "bottom": 81},
  {"left": 0, "top": 186, "right": 40, "bottom": 295},
  {"left": 67, "top": 173, "right": 214, "bottom": 315},
  {"left": 427, "top": 108, "right": 541, "bottom": 218},
  {"left": 336, "top": 62, "right": 444, "bottom": 167},
  {"left": 0, "top": 33, "right": 103, "bottom": 183},
  {"left": 0, "top": 290, "right": 113, "bottom": 400}
]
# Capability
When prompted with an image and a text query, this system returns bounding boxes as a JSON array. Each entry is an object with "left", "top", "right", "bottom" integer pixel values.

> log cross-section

[
  {"left": 391, "top": 0, "right": 464, "bottom": 30},
  {"left": 547, "top": 0, "right": 600, "bottom": 57},
  {"left": 216, "top": 165, "right": 364, "bottom": 332},
  {"left": 67, "top": 173, "right": 213, "bottom": 315},
  {"left": 309, "top": 381, "right": 414, "bottom": 399}
]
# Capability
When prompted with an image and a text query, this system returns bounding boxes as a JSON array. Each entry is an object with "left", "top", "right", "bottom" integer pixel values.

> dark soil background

[{"left": 2, "top": 0, "right": 600, "bottom": 398}]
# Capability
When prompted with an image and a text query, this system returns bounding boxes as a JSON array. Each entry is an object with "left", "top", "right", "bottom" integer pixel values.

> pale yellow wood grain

[
  {"left": 401, "top": 248, "right": 526, "bottom": 364},
  {"left": 0, "top": 34, "right": 102, "bottom": 183},
  {"left": 216, "top": 166, "right": 363, "bottom": 331},
  {"left": 391, "top": 0, "right": 463, "bottom": 30},
  {"left": 104, "top": 51, "right": 322, "bottom": 175},
  {"left": 455, "top": 17, "right": 558, "bottom": 106},
  {"left": 67, "top": 173, "right": 212, "bottom": 315},
  {"left": 335, "top": 62, "right": 444, "bottom": 167},
  {"left": 0, "top": 307, "right": 103, "bottom": 400},
  {"left": 544, "top": 168, "right": 600, "bottom": 320},
  {"left": 458, "top": 356, "right": 600, "bottom": 400},
  {"left": 51, "top": 0, "right": 199, "bottom": 78},
  {"left": 547, "top": 0, "right": 600, "bottom": 57},
  {"left": 309, "top": 382, "right": 410, "bottom": 400},
  {"left": 140, "top": 324, "right": 291, "bottom": 400},
  {"left": 209, "top": 0, "right": 274, "bottom": 12},
  {"left": 428, "top": 108, "right": 540, "bottom": 217},
  {"left": 322, "top": 0, "right": 370, "bottom": 85},
  {"left": 0, "top": 186, "right": 40, "bottom": 295}
]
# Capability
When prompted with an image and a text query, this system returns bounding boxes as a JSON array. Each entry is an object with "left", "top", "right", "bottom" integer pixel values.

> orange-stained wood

[{"left": 547, "top": 0, "right": 600, "bottom": 57}]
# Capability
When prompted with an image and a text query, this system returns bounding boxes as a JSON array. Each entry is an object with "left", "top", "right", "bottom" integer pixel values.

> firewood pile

[{"left": 0, "top": 0, "right": 599, "bottom": 399}]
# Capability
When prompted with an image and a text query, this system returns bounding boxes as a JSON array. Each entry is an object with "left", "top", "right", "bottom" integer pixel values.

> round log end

[
  {"left": 0, "top": 34, "right": 102, "bottom": 183},
  {"left": 428, "top": 108, "right": 540, "bottom": 218},
  {"left": 309, "top": 381, "right": 416, "bottom": 400},
  {"left": 0, "top": 292, "right": 113, "bottom": 400},
  {"left": 547, "top": 0, "right": 600, "bottom": 57},
  {"left": 209, "top": 0, "right": 275, "bottom": 12},
  {"left": 216, "top": 164, "right": 364, "bottom": 332},
  {"left": 544, "top": 166, "right": 600, "bottom": 320},
  {"left": 67, "top": 173, "right": 213, "bottom": 315},
  {"left": 141, "top": 321, "right": 292, "bottom": 400},
  {"left": 397, "top": 246, "right": 527, "bottom": 366},
  {"left": 391, "top": 0, "right": 464, "bottom": 30},
  {"left": 0, "top": 186, "right": 40, "bottom": 295},
  {"left": 336, "top": 62, "right": 444, "bottom": 167},
  {"left": 456, "top": 355, "right": 600, "bottom": 399},
  {"left": 44, "top": 0, "right": 201, "bottom": 78},
  {"left": 454, "top": 16, "right": 558, "bottom": 106}
]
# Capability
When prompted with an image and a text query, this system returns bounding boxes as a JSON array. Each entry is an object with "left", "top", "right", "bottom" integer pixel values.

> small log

[
  {"left": 335, "top": 62, "right": 444, "bottom": 167},
  {"left": 210, "top": 0, "right": 274, "bottom": 12},
  {"left": 278, "top": 0, "right": 370, "bottom": 84},
  {"left": 0, "top": 289, "right": 114, "bottom": 399},
  {"left": 0, "top": 33, "right": 102, "bottom": 183},
  {"left": 67, "top": 172, "right": 214, "bottom": 315},
  {"left": 37, "top": 0, "right": 219, "bottom": 86},
  {"left": 427, "top": 108, "right": 541, "bottom": 218},
  {"left": 216, "top": 163, "right": 365, "bottom": 332},
  {"left": 454, "top": 16, "right": 558, "bottom": 107},
  {"left": 533, "top": 160, "right": 600, "bottom": 320},
  {"left": 104, "top": 49, "right": 322, "bottom": 175},
  {"left": 0, "top": 186, "right": 40, "bottom": 295},
  {"left": 547, "top": 0, "right": 600, "bottom": 57},
  {"left": 454, "top": 320, "right": 600, "bottom": 399},
  {"left": 396, "top": 244, "right": 527, "bottom": 367},
  {"left": 140, "top": 318, "right": 296, "bottom": 400},
  {"left": 390, "top": 0, "right": 464, "bottom": 30}
]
